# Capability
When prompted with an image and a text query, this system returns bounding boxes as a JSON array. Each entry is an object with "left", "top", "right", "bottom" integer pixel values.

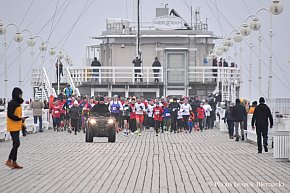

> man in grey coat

[{"left": 30, "top": 96, "right": 45, "bottom": 132}]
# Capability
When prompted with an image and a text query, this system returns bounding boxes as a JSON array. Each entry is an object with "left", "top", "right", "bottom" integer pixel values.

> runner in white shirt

[
  {"left": 180, "top": 99, "right": 192, "bottom": 133},
  {"left": 134, "top": 98, "right": 145, "bottom": 136},
  {"left": 147, "top": 100, "right": 154, "bottom": 132}
]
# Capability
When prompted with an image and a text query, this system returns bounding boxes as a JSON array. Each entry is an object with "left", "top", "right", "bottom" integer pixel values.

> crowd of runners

[{"left": 49, "top": 94, "right": 218, "bottom": 136}]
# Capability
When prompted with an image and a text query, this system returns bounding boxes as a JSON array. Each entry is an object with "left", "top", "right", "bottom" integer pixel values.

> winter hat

[
  {"left": 12, "top": 87, "right": 23, "bottom": 98},
  {"left": 259, "top": 97, "right": 265, "bottom": 103},
  {"left": 235, "top": 98, "right": 240, "bottom": 104},
  {"left": 99, "top": 96, "right": 104, "bottom": 101},
  {"left": 74, "top": 100, "right": 78, "bottom": 105}
]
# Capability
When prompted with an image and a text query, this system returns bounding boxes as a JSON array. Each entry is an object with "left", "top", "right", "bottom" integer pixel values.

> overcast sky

[{"left": 0, "top": 0, "right": 289, "bottom": 101}]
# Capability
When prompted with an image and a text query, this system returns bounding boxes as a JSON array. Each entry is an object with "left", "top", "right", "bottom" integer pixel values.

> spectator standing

[
  {"left": 223, "top": 59, "right": 228, "bottom": 67},
  {"left": 30, "top": 96, "right": 45, "bottom": 132},
  {"left": 251, "top": 97, "right": 273, "bottom": 153},
  {"left": 55, "top": 59, "right": 63, "bottom": 83},
  {"left": 91, "top": 57, "right": 101, "bottom": 82},
  {"left": 232, "top": 98, "right": 247, "bottom": 141},
  {"left": 152, "top": 57, "right": 161, "bottom": 82},
  {"left": 132, "top": 56, "right": 143, "bottom": 82},
  {"left": 5, "top": 87, "right": 25, "bottom": 169}
]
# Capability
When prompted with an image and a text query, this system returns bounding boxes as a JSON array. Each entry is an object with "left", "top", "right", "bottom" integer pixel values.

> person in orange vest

[
  {"left": 5, "top": 87, "right": 26, "bottom": 169},
  {"left": 248, "top": 101, "right": 257, "bottom": 114}
]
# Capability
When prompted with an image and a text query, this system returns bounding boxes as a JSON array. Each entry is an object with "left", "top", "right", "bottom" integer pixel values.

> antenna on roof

[
  {"left": 195, "top": 7, "right": 200, "bottom": 30},
  {"left": 161, "top": 2, "right": 168, "bottom": 8}
]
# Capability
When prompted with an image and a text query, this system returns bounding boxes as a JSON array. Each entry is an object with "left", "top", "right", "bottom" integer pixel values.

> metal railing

[
  {"left": 42, "top": 67, "right": 56, "bottom": 98},
  {"left": 67, "top": 66, "right": 240, "bottom": 86},
  {"left": 68, "top": 66, "right": 164, "bottom": 85},
  {"left": 65, "top": 67, "right": 81, "bottom": 97},
  {"left": 269, "top": 98, "right": 290, "bottom": 115},
  {"left": 32, "top": 68, "right": 57, "bottom": 99},
  {"left": 188, "top": 66, "right": 240, "bottom": 83}
]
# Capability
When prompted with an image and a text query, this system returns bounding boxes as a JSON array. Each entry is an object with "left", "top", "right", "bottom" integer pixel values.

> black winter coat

[
  {"left": 232, "top": 104, "right": 247, "bottom": 122},
  {"left": 69, "top": 106, "right": 82, "bottom": 120},
  {"left": 251, "top": 104, "right": 273, "bottom": 127},
  {"left": 225, "top": 106, "right": 235, "bottom": 121},
  {"left": 90, "top": 103, "right": 109, "bottom": 116}
]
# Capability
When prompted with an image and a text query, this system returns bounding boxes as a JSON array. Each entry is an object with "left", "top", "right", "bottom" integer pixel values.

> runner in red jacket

[
  {"left": 153, "top": 102, "right": 164, "bottom": 136},
  {"left": 196, "top": 103, "right": 205, "bottom": 131}
]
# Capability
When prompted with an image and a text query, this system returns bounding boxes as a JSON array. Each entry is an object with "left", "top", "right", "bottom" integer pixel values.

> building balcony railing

[{"left": 67, "top": 66, "right": 240, "bottom": 86}]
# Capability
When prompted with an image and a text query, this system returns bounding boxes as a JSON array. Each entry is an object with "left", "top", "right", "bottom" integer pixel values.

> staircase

[
  {"left": 32, "top": 67, "right": 80, "bottom": 98},
  {"left": 32, "top": 68, "right": 57, "bottom": 100}
]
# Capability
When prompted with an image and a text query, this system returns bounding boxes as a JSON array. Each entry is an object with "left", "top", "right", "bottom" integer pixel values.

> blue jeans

[
  {"left": 34, "top": 116, "right": 43, "bottom": 131},
  {"left": 188, "top": 122, "right": 193, "bottom": 133}
]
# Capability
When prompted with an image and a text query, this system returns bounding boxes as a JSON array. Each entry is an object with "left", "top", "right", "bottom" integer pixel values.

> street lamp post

[
  {"left": 238, "top": 23, "right": 252, "bottom": 99},
  {"left": 14, "top": 29, "right": 35, "bottom": 88},
  {"left": 0, "top": 22, "right": 19, "bottom": 110},
  {"left": 253, "top": 0, "right": 283, "bottom": 100},
  {"left": 243, "top": 15, "right": 261, "bottom": 101}
]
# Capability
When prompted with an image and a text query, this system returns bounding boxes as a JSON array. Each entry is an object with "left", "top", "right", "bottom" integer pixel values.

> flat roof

[{"left": 92, "top": 34, "right": 217, "bottom": 39}]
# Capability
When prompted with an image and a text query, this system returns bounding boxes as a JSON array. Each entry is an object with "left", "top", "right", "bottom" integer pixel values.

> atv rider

[{"left": 90, "top": 96, "right": 109, "bottom": 116}]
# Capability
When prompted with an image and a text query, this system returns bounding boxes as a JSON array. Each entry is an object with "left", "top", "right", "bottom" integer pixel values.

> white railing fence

[
  {"left": 68, "top": 66, "right": 239, "bottom": 86},
  {"left": 65, "top": 67, "right": 81, "bottom": 96},
  {"left": 0, "top": 105, "right": 51, "bottom": 141},
  {"left": 69, "top": 66, "right": 164, "bottom": 85}
]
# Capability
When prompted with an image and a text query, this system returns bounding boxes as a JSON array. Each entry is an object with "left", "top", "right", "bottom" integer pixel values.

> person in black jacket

[
  {"left": 69, "top": 100, "right": 82, "bottom": 135},
  {"left": 169, "top": 97, "right": 180, "bottom": 133},
  {"left": 225, "top": 102, "right": 235, "bottom": 139},
  {"left": 251, "top": 97, "right": 273, "bottom": 153},
  {"left": 90, "top": 96, "right": 109, "bottom": 116},
  {"left": 232, "top": 98, "right": 247, "bottom": 141},
  {"left": 6, "top": 87, "right": 26, "bottom": 169},
  {"left": 91, "top": 57, "right": 101, "bottom": 82},
  {"left": 152, "top": 57, "right": 161, "bottom": 82},
  {"left": 132, "top": 56, "right": 143, "bottom": 82}
]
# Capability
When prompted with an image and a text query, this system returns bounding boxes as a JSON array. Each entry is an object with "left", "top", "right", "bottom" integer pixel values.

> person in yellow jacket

[{"left": 5, "top": 87, "right": 26, "bottom": 169}]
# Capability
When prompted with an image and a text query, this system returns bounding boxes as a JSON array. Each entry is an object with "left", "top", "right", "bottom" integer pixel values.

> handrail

[
  {"left": 66, "top": 67, "right": 81, "bottom": 96},
  {"left": 42, "top": 67, "right": 56, "bottom": 97},
  {"left": 67, "top": 66, "right": 239, "bottom": 86}
]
